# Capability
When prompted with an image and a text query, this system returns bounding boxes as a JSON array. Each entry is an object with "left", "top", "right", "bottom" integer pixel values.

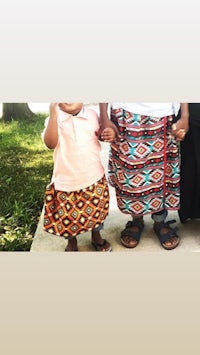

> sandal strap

[
  {"left": 154, "top": 219, "right": 178, "bottom": 244},
  {"left": 121, "top": 219, "right": 144, "bottom": 242},
  {"left": 91, "top": 239, "right": 112, "bottom": 251},
  {"left": 126, "top": 219, "right": 144, "bottom": 229}
]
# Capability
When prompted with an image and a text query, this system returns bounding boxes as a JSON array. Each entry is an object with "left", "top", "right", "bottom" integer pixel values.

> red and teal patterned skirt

[{"left": 108, "top": 108, "right": 180, "bottom": 216}]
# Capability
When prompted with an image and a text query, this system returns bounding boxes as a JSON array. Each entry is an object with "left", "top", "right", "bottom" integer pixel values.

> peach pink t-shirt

[{"left": 43, "top": 106, "right": 105, "bottom": 192}]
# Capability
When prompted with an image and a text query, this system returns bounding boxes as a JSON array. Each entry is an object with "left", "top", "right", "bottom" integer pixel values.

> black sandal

[
  {"left": 153, "top": 219, "right": 180, "bottom": 250},
  {"left": 65, "top": 247, "right": 79, "bottom": 252},
  {"left": 120, "top": 219, "right": 144, "bottom": 248},
  {"left": 91, "top": 239, "right": 112, "bottom": 252}
]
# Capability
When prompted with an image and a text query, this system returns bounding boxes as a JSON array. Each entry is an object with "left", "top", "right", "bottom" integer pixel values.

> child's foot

[
  {"left": 153, "top": 220, "right": 180, "bottom": 250},
  {"left": 91, "top": 231, "right": 112, "bottom": 252},
  {"left": 65, "top": 237, "right": 78, "bottom": 251},
  {"left": 120, "top": 218, "right": 144, "bottom": 248}
]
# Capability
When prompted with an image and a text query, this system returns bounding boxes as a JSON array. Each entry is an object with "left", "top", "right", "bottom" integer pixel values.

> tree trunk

[{"left": 1, "top": 103, "right": 36, "bottom": 122}]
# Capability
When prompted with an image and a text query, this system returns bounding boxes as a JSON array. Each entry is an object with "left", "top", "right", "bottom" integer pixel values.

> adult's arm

[{"left": 172, "top": 103, "right": 189, "bottom": 141}]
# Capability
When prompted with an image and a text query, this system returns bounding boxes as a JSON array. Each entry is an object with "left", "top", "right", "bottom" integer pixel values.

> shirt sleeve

[{"left": 173, "top": 103, "right": 180, "bottom": 116}]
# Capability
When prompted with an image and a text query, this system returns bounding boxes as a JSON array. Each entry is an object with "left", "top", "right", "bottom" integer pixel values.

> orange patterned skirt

[{"left": 43, "top": 175, "right": 110, "bottom": 238}]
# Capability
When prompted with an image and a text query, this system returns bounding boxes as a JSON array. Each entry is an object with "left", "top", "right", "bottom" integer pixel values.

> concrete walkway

[{"left": 31, "top": 141, "right": 200, "bottom": 252}]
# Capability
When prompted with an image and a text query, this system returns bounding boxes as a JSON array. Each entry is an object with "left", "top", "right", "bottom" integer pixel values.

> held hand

[
  {"left": 171, "top": 117, "right": 189, "bottom": 142},
  {"left": 99, "top": 116, "right": 119, "bottom": 139},
  {"left": 171, "top": 127, "right": 186, "bottom": 142},
  {"left": 101, "top": 127, "right": 116, "bottom": 142}
]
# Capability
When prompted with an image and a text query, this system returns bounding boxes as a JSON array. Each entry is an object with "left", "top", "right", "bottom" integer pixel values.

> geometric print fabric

[
  {"left": 108, "top": 109, "right": 180, "bottom": 216},
  {"left": 43, "top": 175, "right": 109, "bottom": 238}
]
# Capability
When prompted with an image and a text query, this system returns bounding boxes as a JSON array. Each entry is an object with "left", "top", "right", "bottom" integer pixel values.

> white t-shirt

[{"left": 111, "top": 103, "right": 180, "bottom": 117}]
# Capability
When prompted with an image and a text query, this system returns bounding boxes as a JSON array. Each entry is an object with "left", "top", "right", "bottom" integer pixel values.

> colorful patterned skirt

[
  {"left": 108, "top": 108, "right": 180, "bottom": 216},
  {"left": 43, "top": 175, "right": 109, "bottom": 238}
]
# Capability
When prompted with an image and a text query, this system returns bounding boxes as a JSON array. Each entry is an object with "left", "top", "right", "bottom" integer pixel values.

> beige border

[{"left": 1, "top": 1, "right": 200, "bottom": 354}]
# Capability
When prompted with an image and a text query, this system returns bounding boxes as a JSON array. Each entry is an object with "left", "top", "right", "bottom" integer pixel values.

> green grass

[{"left": 0, "top": 114, "right": 53, "bottom": 251}]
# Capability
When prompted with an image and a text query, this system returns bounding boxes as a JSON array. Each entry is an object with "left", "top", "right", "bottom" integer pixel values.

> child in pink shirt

[{"left": 42, "top": 103, "right": 115, "bottom": 251}]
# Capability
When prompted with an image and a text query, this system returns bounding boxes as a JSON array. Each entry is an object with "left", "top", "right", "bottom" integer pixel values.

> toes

[
  {"left": 163, "top": 236, "right": 179, "bottom": 248},
  {"left": 122, "top": 236, "right": 137, "bottom": 247}
]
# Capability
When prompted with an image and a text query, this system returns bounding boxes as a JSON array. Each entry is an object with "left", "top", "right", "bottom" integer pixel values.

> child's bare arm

[
  {"left": 43, "top": 103, "right": 60, "bottom": 149},
  {"left": 99, "top": 103, "right": 119, "bottom": 137}
]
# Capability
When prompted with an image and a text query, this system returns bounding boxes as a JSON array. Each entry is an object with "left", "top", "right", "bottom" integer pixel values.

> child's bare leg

[
  {"left": 65, "top": 237, "right": 78, "bottom": 251},
  {"left": 91, "top": 224, "right": 112, "bottom": 251}
]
